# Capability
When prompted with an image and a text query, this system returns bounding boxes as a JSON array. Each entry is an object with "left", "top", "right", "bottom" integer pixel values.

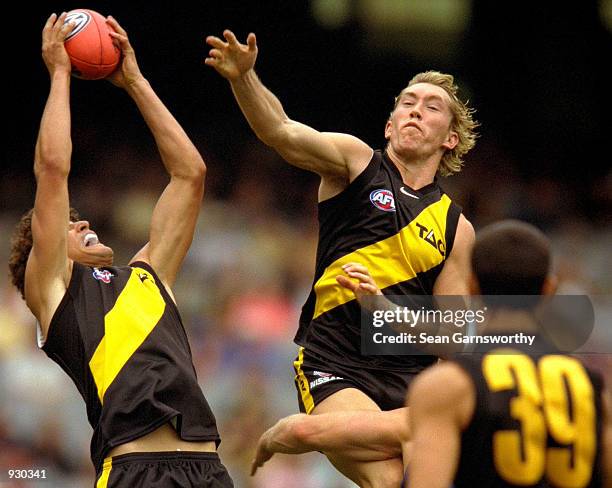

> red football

[{"left": 63, "top": 9, "right": 120, "bottom": 80}]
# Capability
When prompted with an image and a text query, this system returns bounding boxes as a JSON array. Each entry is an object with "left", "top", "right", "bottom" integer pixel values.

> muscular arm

[
  {"left": 205, "top": 31, "right": 372, "bottom": 199},
  {"left": 126, "top": 79, "right": 205, "bottom": 290},
  {"left": 251, "top": 409, "right": 407, "bottom": 475},
  {"left": 406, "top": 362, "right": 475, "bottom": 488},
  {"left": 107, "top": 18, "right": 206, "bottom": 291},
  {"left": 229, "top": 70, "right": 371, "bottom": 179},
  {"left": 26, "top": 14, "right": 76, "bottom": 329}
]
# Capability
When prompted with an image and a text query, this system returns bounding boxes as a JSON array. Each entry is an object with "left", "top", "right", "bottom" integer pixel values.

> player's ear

[
  {"left": 442, "top": 130, "right": 458, "bottom": 151},
  {"left": 384, "top": 118, "right": 393, "bottom": 140},
  {"left": 541, "top": 274, "right": 558, "bottom": 296}
]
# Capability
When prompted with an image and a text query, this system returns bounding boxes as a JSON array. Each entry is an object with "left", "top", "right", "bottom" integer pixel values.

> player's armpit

[{"left": 129, "top": 170, "right": 204, "bottom": 292}]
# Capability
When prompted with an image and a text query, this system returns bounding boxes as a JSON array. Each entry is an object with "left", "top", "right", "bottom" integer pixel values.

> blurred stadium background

[{"left": 1, "top": 1, "right": 611, "bottom": 486}]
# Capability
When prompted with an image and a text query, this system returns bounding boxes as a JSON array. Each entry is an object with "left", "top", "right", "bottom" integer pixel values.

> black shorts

[
  {"left": 95, "top": 451, "right": 234, "bottom": 488},
  {"left": 293, "top": 347, "right": 421, "bottom": 413}
]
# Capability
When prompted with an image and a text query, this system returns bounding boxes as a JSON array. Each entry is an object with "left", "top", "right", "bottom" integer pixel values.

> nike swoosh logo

[{"left": 400, "top": 187, "right": 420, "bottom": 199}]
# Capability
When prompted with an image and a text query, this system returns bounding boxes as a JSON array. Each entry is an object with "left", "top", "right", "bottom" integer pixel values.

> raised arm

[
  {"left": 106, "top": 18, "right": 206, "bottom": 291},
  {"left": 26, "top": 13, "right": 77, "bottom": 328},
  {"left": 205, "top": 30, "right": 372, "bottom": 198}
]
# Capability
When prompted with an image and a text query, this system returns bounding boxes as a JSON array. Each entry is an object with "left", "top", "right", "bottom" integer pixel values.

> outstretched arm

[
  {"left": 107, "top": 17, "right": 206, "bottom": 292},
  {"left": 26, "top": 13, "right": 76, "bottom": 328},
  {"left": 205, "top": 30, "right": 371, "bottom": 197},
  {"left": 251, "top": 409, "right": 407, "bottom": 475}
]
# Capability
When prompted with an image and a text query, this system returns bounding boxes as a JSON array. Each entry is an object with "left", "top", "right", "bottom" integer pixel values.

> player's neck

[
  {"left": 385, "top": 147, "right": 438, "bottom": 190},
  {"left": 483, "top": 308, "right": 540, "bottom": 334}
]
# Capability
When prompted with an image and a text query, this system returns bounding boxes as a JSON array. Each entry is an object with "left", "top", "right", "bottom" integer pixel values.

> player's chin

[{"left": 76, "top": 245, "right": 114, "bottom": 267}]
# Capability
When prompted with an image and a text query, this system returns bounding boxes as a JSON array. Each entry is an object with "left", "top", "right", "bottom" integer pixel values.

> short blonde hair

[{"left": 391, "top": 71, "right": 479, "bottom": 176}]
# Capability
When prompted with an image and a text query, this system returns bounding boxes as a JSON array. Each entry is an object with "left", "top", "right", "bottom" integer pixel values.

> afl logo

[
  {"left": 369, "top": 189, "right": 396, "bottom": 212},
  {"left": 93, "top": 268, "right": 114, "bottom": 284},
  {"left": 64, "top": 11, "right": 91, "bottom": 41}
]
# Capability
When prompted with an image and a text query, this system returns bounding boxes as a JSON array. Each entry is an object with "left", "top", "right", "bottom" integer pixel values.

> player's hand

[
  {"left": 336, "top": 262, "right": 383, "bottom": 301},
  {"left": 205, "top": 30, "right": 258, "bottom": 81},
  {"left": 250, "top": 428, "right": 275, "bottom": 476},
  {"left": 105, "top": 16, "right": 146, "bottom": 89},
  {"left": 42, "top": 12, "right": 74, "bottom": 76}
]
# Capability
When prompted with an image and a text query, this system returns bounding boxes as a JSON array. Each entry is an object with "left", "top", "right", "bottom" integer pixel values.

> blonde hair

[{"left": 391, "top": 71, "right": 479, "bottom": 176}]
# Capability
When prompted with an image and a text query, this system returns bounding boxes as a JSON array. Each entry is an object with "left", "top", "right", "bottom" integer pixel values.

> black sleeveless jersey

[
  {"left": 295, "top": 149, "right": 462, "bottom": 370},
  {"left": 41, "top": 261, "right": 220, "bottom": 473},
  {"left": 453, "top": 345, "right": 604, "bottom": 487}
]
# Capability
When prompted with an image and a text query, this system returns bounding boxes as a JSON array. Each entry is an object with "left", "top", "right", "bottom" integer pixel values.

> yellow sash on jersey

[
  {"left": 312, "top": 195, "right": 451, "bottom": 319},
  {"left": 89, "top": 267, "right": 166, "bottom": 403}
]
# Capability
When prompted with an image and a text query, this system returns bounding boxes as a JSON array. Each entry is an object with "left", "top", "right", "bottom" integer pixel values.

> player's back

[{"left": 453, "top": 346, "right": 604, "bottom": 488}]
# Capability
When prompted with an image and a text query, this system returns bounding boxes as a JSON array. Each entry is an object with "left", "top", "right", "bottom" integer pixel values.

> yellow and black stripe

[
  {"left": 41, "top": 261, "right": 220, "bottom": 473},
  {"left": 312, "top": 194, "right": 452, "bottom": 319},
  {"left": 295, "top": 150, "right": 461, "bottom": 370},
  {"left": 293, "top": 347, "right": 315, "bottom": 413},
  {"left": 453, "top": 344, "right": 604, "bottom": 487},
  {"left": 96, "top": 457, "right": 113, "bottom": 488},
  {"left": 94, "top": 451, "right": 233, "bottom": 487},
  {"left": 89, "top": 267, "right": 165, "bottom": 403}
]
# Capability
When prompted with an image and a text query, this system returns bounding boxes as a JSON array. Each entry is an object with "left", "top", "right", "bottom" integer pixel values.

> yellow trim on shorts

[
  {"left": 96, "top": 457, "right": 113, "bottom": 488},
  {"left": 294, "top": 347, "right": 315, "bottom": 414}
]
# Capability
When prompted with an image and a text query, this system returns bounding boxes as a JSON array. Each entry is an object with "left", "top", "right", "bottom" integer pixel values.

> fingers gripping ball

[{"left": 63, "top": 9, "right": 119, "bottom": 80}]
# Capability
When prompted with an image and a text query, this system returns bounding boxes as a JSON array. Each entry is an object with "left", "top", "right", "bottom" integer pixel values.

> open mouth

[{"left": 83, "top": 233, "right": 100, "bottom": 248}]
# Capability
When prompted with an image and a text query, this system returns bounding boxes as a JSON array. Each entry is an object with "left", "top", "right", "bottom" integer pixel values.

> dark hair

[
  {"left": 472, "top": 220, "right": 551, "bottom": 304},
  {"left": 8, "top": 207, "right": 81, "bottom": 300}
]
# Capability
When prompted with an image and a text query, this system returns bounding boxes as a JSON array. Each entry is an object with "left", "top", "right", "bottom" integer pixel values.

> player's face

[
  {"left": 67, "top": 220, "right": 114, "bottom": 267},
  {"left": 385, "top": 83, "right": 458, "bottom": 160}
]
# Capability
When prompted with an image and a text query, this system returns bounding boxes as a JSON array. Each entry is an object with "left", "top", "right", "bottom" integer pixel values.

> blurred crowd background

[{"left": 1, "top": 1, "right": 611, "bottom": 486}]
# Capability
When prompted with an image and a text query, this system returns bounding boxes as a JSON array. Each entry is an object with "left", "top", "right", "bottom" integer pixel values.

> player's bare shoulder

[
  {"left": 407, "top": 361, "right": 475, "bottom": 427},
  {"left": 455, "top": 215, "right": 476, "bottom": 252},
  {"left": 322, "top": 132, "right": 373, "bottom": 182},
  {"left": 316, "top": 133, "right": 372, "bottom": 201}
]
